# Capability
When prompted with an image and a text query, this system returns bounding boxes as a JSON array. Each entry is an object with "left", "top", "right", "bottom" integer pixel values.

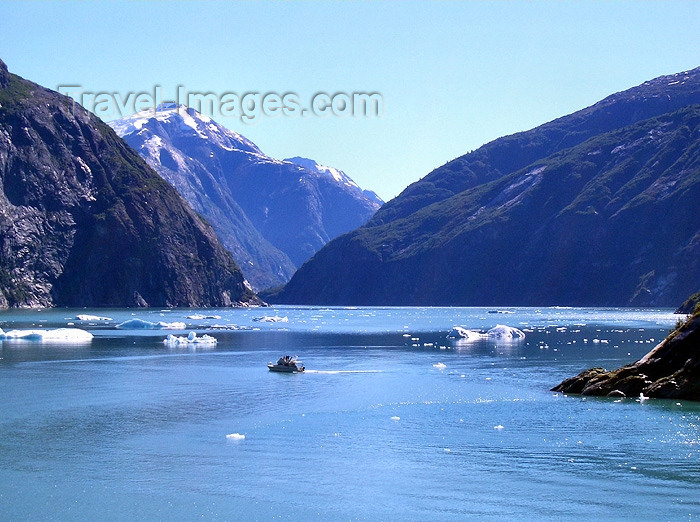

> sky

[{"left": 1, "top": 1, "right": 699, "bottom": 201}]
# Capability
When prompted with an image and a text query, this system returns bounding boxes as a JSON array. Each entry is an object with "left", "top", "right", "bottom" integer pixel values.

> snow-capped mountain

[
  {"left": 109, "top": 105, "right": 382, "bottom": 290},
  {"left": 284, "top": 156, "right": 384, "bottom": 206}
]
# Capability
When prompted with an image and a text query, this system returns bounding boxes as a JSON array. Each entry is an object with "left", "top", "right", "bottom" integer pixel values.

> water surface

[{"left": 1, "top": 307, "right": 697, "bottom": 520}]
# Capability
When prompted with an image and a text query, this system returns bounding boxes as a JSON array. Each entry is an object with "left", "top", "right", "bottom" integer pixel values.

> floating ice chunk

[
  {"left": 252, "top": 315, "right": 288, "bottom": 323},
  {"left": 76, "top": 314, "right": 112, "bottom": 321},
  {"left": 226, "top": 433, "right": 245, "bottom": 440},
  {"left": 186, "top": 314, "right": 222, "bottom": 320},
  {"left": 0, "top": 328, "right": 93, "bottom": 342},
  {"left": 116, "top": 318, "right": 186, "bottom": 329},
  {"left": 487, "top": 325, "right": 525, "bottom": 340},
  {"left": 433, "top": 362, "right": 447, "bottom": 370},
  {"left": 163, "top": 332, "right": 217, "bottom": 345},
  {"left": 494, "top": 425, "right": 505, "bottom": 430},
  {"left": 446, "top": 326, "right": 484, "bottom": 340},
  {"left": 390, "top": 416, "right": 401, "bottom": 421}
]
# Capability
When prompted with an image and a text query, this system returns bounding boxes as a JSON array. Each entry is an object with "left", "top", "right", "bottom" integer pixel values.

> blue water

[{"left": 1, "top": 306, "right": 698, "bottom": 520}]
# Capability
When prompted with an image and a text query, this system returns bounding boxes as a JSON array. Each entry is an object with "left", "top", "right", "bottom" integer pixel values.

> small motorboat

[{"left": 267, "top": 355, "right": 305, "bottom": 373}]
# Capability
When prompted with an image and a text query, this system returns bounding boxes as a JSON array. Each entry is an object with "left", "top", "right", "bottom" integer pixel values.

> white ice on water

[
  {"left": 447, "top": 324, "right": 525, "bottom": 341},
  {"left": 76, "top": 314, "right": 112, "bottom": 321},
  {"left": 487, "top": 325, "right": 526, "bottom": 340},
  {"left": 252, "top": 315, "right": 289, "bottom": 323},
  {"left": 446, "top": 326, "right": 484, "bottom": 341},
  {"left": 0, "top": 327, "right": 93, "bottom": 342},
  {"left": 116, "top": 318, "right": 186, "bottom": 330},
  {"left": 163, "top": 332, "right": 217, "bottom": 345}
]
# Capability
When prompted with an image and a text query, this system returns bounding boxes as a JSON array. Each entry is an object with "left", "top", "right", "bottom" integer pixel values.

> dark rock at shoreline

[{"left": 552, "top": 312, "right": 700, "bottom": 400}]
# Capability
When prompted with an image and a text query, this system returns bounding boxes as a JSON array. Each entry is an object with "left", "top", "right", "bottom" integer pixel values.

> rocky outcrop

[
  {"left": 552, "top": 312, "right": 700, "bottom": 400},
  {"left": 0, "top": 59, "right": 261, "bottom": 308}
]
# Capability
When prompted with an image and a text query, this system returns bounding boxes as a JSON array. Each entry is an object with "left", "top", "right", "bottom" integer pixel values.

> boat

[{"left": 267, "top": 355, "right": 305, "bottom": 373}]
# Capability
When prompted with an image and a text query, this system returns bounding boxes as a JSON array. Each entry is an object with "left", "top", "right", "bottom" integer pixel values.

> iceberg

[
  {"left": 163, "top": 332, "right": 217, "bottom": 345},
  {"left": 446, "top": 326, "right": 484, "bottom": 341},
  {"left": 226, "top": 433, "right": 245, "bottom": 441},
  {"left": 186, "top": 314, "right": 222, "bottom": 320},
  {"left": 447, "top": 325, "right": 526, "bottom": 342},
  {"left": 487, "top": 324, "right": 526, "bottom": 340},
  {"left": 0, "top": 328, "right": 93, "bottom": 342},
  {"left": 252, "top": 315, "right": 289, "bottom": 323},
  {"left": 116, "top": 319, "right": 186, "bottom": 330},
  {"left": 76, "top": 314, "right": 112, "bottom": 321}
]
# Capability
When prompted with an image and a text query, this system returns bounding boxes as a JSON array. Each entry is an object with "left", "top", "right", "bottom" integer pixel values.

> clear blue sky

[{"left": 2, "top": 1, "right": 698, "bottom": 200}]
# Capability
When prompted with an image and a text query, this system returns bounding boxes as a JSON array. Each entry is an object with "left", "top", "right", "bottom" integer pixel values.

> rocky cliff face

[
  {"left": 271, "top": 68, "right": 700, "bottom": 306},
  {"left": 0, "top": 59, "right": 260, "bottom": 308},
  {"left": 552, "top": 308, "right": 700, "bottom": 400},
  {"left": 110, "top": 106, "right": 382, "bottom": 290}
]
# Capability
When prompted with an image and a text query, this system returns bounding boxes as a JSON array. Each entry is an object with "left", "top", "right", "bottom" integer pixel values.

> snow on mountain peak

[
  {"left": 284, "top": 156, "right": 362, "bottom": 191},
  {"left": 109, "top": 105, "right": 260, "bottom": 154}
]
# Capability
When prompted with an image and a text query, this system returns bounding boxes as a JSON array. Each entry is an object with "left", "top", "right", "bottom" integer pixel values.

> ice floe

[
  {"left": 252, "top": 315, "right": 288, "bottom": 323},
  {"left": 446, "top": 326, "right": 484, "bottom": 341},
  {"left": 226, "top": 433, "right": 245, "bottom": 440},
  {"left": 0, "top": 327, "right": 93, "bottom": 342},
  {"left": 447, "top": 324, "right": 525, "bottom": 342},
  {"left": 76, "top": 314, "right": 112, "bottom": 321},
  {"left": 186, "top": 314, "right": 222, "bottom": 320},
  {"left": 487, "top": 325, "right": 526, "bottom": 340},
  {"left": 433, "top": 362, "right": 447, "bottom": 370},
  {"left": 116, "top": 318, "right": 186, "bottom": 329},
  {"left": 163, "top": 332, "right": 217, "bottom": 345}
]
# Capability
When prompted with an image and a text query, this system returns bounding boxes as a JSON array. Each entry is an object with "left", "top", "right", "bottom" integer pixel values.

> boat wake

[{"left": 304, "top": 369, "right": 383, "bottom": 374}]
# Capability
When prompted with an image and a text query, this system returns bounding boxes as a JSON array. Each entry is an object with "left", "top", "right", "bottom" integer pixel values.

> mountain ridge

[
  {"left": 0, "top": 59, "right": 260, "bottom": 308},
  {"left": 269, "top": 69, "right": 700, "bottom": 306},
  {"left": 110, "top": 107, "right": 382, "bottom": 290},
  {"left": 370, "top": 66, "right": 700, "bottom": 227}
]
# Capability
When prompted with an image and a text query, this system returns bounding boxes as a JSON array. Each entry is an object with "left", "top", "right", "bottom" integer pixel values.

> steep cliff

[{"left": 0, "top": 59, "right": 260, "bottom": 307}]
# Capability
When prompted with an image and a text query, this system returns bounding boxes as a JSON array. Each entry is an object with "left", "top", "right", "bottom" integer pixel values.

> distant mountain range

[
  {"left": 0, "top": 59, "right": 259, "bottom": 308},
  {"left": 269, "top": 67, "right": 700, "bottom": 306},
  {"left": 110, "top": 106, "right": 382, "bottom": 290}
]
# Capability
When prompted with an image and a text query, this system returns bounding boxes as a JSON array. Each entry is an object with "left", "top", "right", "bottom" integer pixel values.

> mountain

[
  {"left": 283, "top": 156, "right": 385, "bottom": 206},
  {"left": 110, "top": 106, "right": 382, "bottom": 290},
  {"left": 270, "top": 68, "right": 700, "bottom": 306},
  {"left": 0, "top": 59, "right": 260, "bottom": 308},
  {"left": 370, "top": 67, "right": 700, "bottom": 227}
]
